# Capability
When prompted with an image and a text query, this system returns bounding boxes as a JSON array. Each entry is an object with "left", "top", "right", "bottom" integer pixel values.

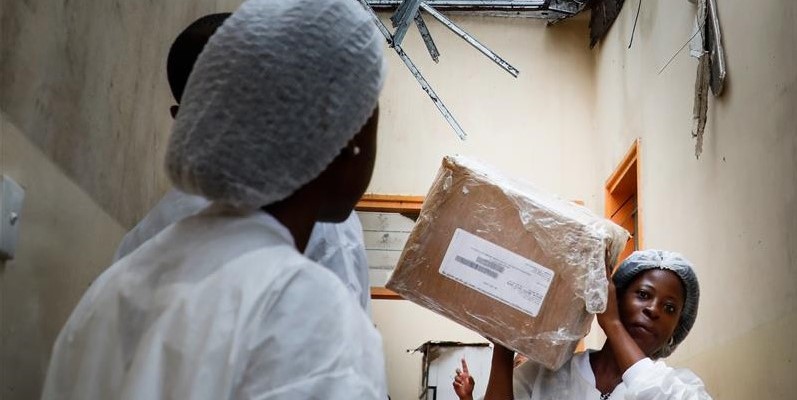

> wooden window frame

[{"left": 355, "top": 194, "right": 424, "bottom": 300}]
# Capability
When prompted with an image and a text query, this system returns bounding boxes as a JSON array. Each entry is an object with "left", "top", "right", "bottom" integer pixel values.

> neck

[
  {"left": 590, "top": 345, "right": 624, "bottom": 393},
  {"left": 262, "top": 187, "right": 322, "bottom": 253}
]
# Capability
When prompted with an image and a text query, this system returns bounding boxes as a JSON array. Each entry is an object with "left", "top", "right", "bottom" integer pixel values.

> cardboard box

[{"left": 387, "top": 156, "right": 629, "bottom": 370}]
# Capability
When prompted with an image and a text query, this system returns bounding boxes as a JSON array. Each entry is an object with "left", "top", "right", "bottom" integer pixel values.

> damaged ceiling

[
  {"left": 360, "top": 0, "right": 626, "bottom": 140},
  {"left": 367, "top": 0, "right": 588, "bottom": 20},
  {"left": 361, "top": 0, "right": 598, "bottom": 140}
]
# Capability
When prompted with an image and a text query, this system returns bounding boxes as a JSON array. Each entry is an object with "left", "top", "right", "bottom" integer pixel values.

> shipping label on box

[{"left": 439, "top": 228, "right": 554, "bottom": 317}]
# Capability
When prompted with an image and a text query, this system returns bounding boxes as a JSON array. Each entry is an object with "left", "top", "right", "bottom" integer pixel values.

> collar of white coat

[
  {"left": 202, "top": 202, "right": 296, "bottom": 248},
  {"left": 574, "top": 351, "right": 597, "bottom": 386}
]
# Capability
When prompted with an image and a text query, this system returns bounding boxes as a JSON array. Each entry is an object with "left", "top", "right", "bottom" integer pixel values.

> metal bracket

[
  {"left": 414, "top": 12, "right": 441, "bottom": 62},
  {"left": 390, "top": 0, "right": 423, "bottom": 46},
  {"left": 420, "top": 3, "right": 519, "bottom": 77},
  {"left": 358, "top": 0, "right": 530, "bottom": 140},
  {"left": 357, "top": 0, "right": 468, "bottom": 140}
]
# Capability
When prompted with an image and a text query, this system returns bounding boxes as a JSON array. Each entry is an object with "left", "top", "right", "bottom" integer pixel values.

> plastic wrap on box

[{"left": 387, "top": 156, "right": 629, "bottom": 370}]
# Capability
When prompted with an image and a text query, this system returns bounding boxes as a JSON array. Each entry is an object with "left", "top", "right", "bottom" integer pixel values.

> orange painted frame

[
  {"left": 604, "top": 139, "right": 642, "bottom": 264},
  {"left": 355, "top": 194, "right": 425, "bottom": 300},
  {"left": 356, "top": 194, "right": 424, "bottom": 214}
]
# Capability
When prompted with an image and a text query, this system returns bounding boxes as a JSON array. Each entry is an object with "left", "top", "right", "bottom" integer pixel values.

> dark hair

[{"left": 167, "top": 13, "right": 231, "bottom": 103}]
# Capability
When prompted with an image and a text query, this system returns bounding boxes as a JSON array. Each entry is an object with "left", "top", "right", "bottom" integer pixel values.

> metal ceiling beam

[
  {"left": 367, "top": 0, "right": 584, "bottom": 19},
  {"left": 419, "top": 3, "right": 519, "bottom": 77},
  {"left": 414, "top": 12, "right": 441, "bottom": 62},
  {"left": 390, "top": 0, "right": 423, "bottom": 45},
  {"left": 356, "top": 0, "right": 468, "bottom": 140},
  {"left": 368, "top": 0, "right": 547, "bottom": 10}
]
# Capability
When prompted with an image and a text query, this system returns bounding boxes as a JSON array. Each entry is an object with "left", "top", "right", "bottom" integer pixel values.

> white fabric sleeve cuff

[{"left": 623, "top": 357, "right": 656, "bottom": 385}]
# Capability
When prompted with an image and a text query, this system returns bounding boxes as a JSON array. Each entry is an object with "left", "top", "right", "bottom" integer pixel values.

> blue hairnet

[{"left": 612, "top": 249, "right": 700, "bottom": 358}]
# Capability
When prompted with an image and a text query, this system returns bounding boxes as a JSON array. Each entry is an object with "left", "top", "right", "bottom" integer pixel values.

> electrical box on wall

[{"left": 0, "top": 175, "right": 25, "bottom": 261}]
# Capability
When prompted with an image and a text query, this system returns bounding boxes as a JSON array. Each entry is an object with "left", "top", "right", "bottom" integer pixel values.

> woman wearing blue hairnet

[
  {"left": 42, "top": 0, "right": 388, "bottom": 399},
  {"left": 453, "top": 249, "right": 712, "bottom": 399}
]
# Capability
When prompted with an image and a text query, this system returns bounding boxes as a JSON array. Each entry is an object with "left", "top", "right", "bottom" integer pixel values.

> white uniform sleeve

[
  {"left": 510, "top": 359, "right": 543, "bottom": 399},
  {"left": 235, "top": 265, "right": 386, "bottom": 400},
  {"left": 305, "top": 212, "right": 371, "bottom": 314},
  {"left": 622, "top": 358, "right": 712, "bottom": 400}
]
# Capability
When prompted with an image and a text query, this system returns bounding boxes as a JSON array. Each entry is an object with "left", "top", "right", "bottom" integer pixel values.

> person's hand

[
  {"left": 597, "top": 252, "right": 622, "bottom": 333},
  {"left": 453, "top": 358, "right": 475, "bottom": 400}
]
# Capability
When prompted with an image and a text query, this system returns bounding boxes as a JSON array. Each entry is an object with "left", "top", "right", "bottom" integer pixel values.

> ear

[
  {"left": 170, "top": 105, "right": 180, "bottom": 119},
  {"left": 343, "top": 143, "right": 361, "bottom": 157}
]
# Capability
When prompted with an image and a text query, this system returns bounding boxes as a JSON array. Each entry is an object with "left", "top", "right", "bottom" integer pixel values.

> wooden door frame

[{"left": 605, "top": 138, "right": 642, "bottom": 262}]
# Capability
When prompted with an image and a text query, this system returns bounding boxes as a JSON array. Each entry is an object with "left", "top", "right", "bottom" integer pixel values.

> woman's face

[
  {"left": 316, "top": 107, "right": 379, "bottom": 222},
  {"left": 619, "top": 269, "right": 685, "bottom": 357}
]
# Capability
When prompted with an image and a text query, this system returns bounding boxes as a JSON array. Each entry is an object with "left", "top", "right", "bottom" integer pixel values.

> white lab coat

[
  {"left": 42, "top": 207, "right": 387, "bottom": 400},
  {"left": 113, "top": 189, "right": 371, "bottom": 313},
  {"left": 510, "top": 351, "right": 712, "bottom": 400}
]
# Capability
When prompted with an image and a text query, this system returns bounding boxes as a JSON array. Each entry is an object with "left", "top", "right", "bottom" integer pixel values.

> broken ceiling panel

[
  {"left": 587, "top": 0, "right": 626, "bottom": 48},
  {"left": 357, "top": 0, "right": 469, "bottom": 140},
  {"left": 368, "top": 0, "right": 586, "bottom": 19},
  {"left": 359, "top": 1, "right": 595, "bottom": 140},
  {"left": 705, "top": 0, "right": 726, "bottom": 95},
  {"left": 419, "top": 2, "right": 520, "bottom": 77}
]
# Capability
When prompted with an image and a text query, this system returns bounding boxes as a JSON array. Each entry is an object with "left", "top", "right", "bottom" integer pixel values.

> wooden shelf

[
  {"left": 370, "top": 287, "right": 402, "bottom": 300},
  {"left": 356, "top": 194, "right": 424, "bottom": 214}
]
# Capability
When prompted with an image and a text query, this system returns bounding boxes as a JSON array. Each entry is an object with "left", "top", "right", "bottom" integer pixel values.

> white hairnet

[
  {"left": 166, "top": 0, "right": 386, "bottom": 209},
  {"left": 613, "top": 249, "right": 700, "bottom": 358}
]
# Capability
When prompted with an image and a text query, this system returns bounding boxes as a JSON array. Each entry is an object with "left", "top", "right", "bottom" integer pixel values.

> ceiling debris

[
  {"left": 360, "top": 1, "right": 587, "bottom": 140},
  {"left": 587, "top": 0, "right": 625, "bottom": 47},
  {"left": 689, "top": 0, "right": 727, "bottom": 158},
  {"left": 705, "top": 0, "right": 726, "bottom": 96},
  {"left": 368, "top": 1, "right": 587, "bottom": 19},
  {"left": 357, "top": 0, "right": 728, "bottom": 154},
  {"left": 692, "top": 52, "right": 710, "bottom": 158}
]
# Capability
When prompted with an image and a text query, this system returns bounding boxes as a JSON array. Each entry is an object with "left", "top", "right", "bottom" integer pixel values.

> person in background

[
  {"left": 42, "top": 0, "right": 387, "bottom": 398},
  {"left": 454, "top": 250, "right": 712, "bottom": 400},
  {"left": 114, "top": 12, "right": 372, "bottom": 313}
]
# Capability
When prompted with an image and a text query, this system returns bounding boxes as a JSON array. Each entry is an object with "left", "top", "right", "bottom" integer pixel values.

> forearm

[
  {"left": 602, "top": 320, "right": 645, "bottom": 372},
  {"left": 484, "top": 345, "right": 514, "bottom": 400}
]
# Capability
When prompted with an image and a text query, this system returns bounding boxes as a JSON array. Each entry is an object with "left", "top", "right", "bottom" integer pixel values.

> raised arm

[
  {"left": 483, "top": 344, "right": 515, "bottom": 400},
  {"left": 597, "top": 261, "right": 646, "bottom": 372}
]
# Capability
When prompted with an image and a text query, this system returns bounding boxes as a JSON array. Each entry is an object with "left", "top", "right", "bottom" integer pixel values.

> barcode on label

[{"left": 455, "top": 255, "right": 499, "bottom": 279}]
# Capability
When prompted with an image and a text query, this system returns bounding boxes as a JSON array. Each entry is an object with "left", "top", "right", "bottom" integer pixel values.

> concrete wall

[
  {"left": 0, "top": 1, "right": 242, "bottom": 398},
  {"left": 0, "top": 0, "right": 247, "bottom": 229},
  {"left": 591, "top": 0, "right": 797, "bottom": 398},
  {"left": 0, "top": 115, "right": 127, "bottom": 399}
]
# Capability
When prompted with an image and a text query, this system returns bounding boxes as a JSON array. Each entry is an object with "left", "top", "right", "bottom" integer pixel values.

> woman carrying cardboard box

[{"left": 453, "top": 249, "right": 712, "bottom": 400}]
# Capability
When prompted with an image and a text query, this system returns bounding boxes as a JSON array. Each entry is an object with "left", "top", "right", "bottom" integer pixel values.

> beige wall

[
  {"left": 372, "top": 14, "right": 600, "bottom": 205},
  {"left": 591, "top": 0, "right": 797, "bottom": 398},
  {"left": 372, "top": 300, "right": 488, "bottom": 400}
]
